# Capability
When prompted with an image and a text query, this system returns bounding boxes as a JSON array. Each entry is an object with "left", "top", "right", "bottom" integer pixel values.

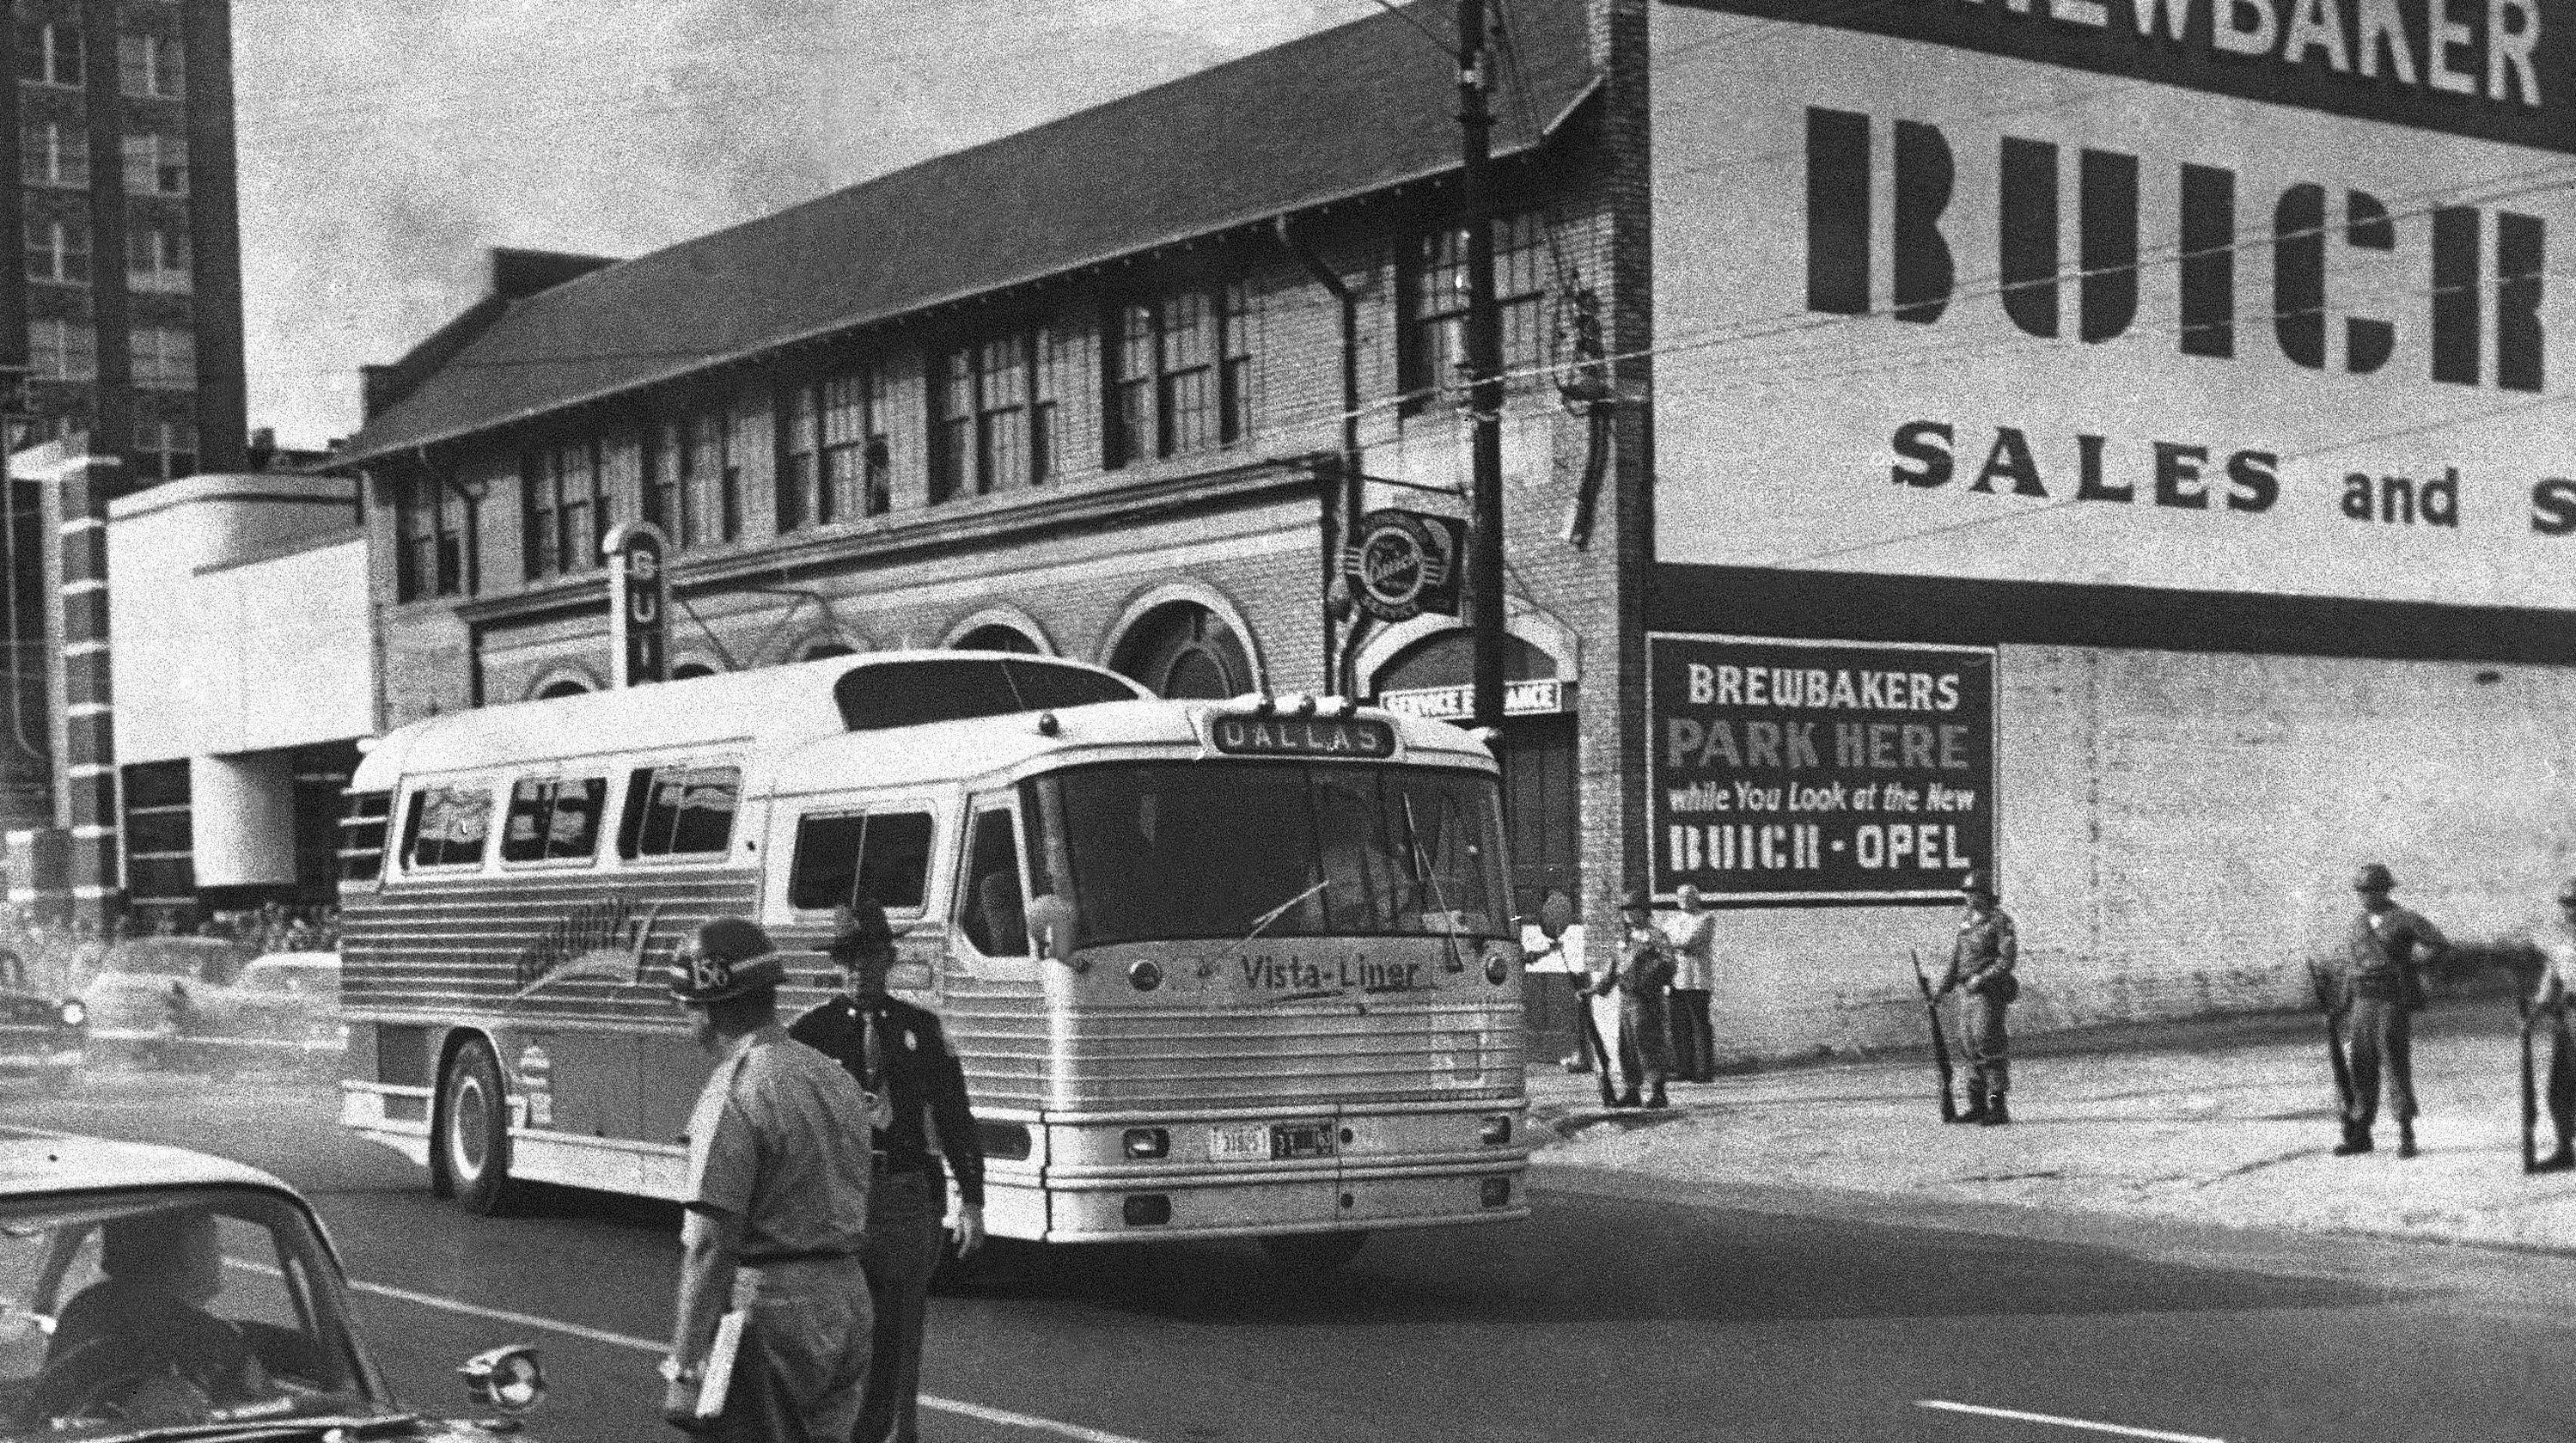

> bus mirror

[
  {"left": 1536, "top": 890, "right": 1574, "bottom": 941},
  {"left": 1024, "top": 893, "right": 1078, "bottom": 967}
]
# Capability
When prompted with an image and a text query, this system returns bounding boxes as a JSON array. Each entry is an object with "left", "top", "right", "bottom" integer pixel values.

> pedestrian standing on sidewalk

[
  {"left": 790, "top": 901, "right": 987, "bottom": 1443},
  {"left": 1662, "top": 884, "right": 1718, "bottom": 1083},
  {"left": 661, "top": 917, "right": 876, "bottom": 1441},
  {"left": 2520, "top": 877, "right": 2576, "bottom": 1172},
  {"left": 1596, "top": 889, "right": 1676, "bottom": 1109},
  {"left": 2326, "top": 863, "right": 2447, "bottom": 1159},
  {"left": 1938, "top": 871, "right": 2018, "bottom": 1126}
]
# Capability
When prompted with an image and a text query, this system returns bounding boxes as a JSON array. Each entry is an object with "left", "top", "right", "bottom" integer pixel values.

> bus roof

[
  {"left": 353, "top": 658, "right": 1497, "bottom": 794},
  {"left": 351, "top": 651, "right": 1150, "bottom": 786},
  {"left": 768, "top": 697, "right": 1498, "bottom": 797}
]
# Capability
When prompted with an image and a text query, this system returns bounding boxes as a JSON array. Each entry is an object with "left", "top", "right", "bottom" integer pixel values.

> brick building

[{"left": 338, "top": 0, "right": 2576, "bottom": 1061}]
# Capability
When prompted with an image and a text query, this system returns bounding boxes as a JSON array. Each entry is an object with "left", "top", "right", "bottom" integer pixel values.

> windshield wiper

[{"left": 1235, "top": 879, "right": 1329, "bottom": 950}]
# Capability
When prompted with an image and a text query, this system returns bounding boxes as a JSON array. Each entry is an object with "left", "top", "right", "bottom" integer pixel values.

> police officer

[
  {"left": 1938, "top": 871, "right": 2018, "bottom": 1126},
  {"left": 2325, "top": 863, "right": 2447, "bottom": 1159},
  {"left": 790, "top": 902, "right": 987, "bottom": 1443},
  {"left": 2521, "top": 878, "right": 2576, "bottom": 1172},
  {"left": 661, "top": 917, "right": 876, "bottom": 1442},
  {"left": 1595, "top": 889, "right": 1676, "bottom": 1110}
]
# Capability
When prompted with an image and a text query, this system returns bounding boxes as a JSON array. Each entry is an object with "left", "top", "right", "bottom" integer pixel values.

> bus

[{"left": 335, "top": 651, "right": 1531, "bottom": 1261}]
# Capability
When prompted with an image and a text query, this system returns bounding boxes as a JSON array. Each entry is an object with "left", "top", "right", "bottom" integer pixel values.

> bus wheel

[
  {"left": 439, "top": 1039, "right": 514, "bottom": 1215},
  {"left": 1259, "top": 1231, "right": 1368, "bottom": 1268}
]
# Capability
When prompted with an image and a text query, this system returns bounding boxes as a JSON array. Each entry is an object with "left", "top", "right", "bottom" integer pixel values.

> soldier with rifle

[
  {"left": 2518, "top": 877, "right": 2576, "bottom": 1172},
  {"left": 2316, "top": 863, "right": 2447, "bottom": 1159},
  {"left": 1936, "top": 871, "right": 2018, "bottom": 1126}
]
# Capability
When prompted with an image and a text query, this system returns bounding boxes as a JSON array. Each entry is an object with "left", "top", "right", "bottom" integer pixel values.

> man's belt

[{"left": 739, "top": 1247, "right": 859, "bottom": 1266}]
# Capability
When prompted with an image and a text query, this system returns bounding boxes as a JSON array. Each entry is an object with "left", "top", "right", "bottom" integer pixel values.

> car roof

[{"left": 0, "top": 1134, "right": 296, "bottom": 1200}]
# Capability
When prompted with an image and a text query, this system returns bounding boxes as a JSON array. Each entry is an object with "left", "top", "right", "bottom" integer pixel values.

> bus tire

[
  {"left": 1258, "top": 1231, "right": 1367, "bottom": 1268},
  {"left": 438, "top": 1039, "right": 514, "bottom": 1215}
]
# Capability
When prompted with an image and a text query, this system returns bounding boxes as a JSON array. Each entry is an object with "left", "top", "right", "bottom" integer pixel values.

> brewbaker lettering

[{"left": 1649, "top": 636, "right": 1998, "bottom": 902}]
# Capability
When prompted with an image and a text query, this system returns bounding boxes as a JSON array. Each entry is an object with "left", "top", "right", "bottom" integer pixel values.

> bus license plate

[{"left": 1209, "top": 1122, "right": 1335, "bottom": 1161}]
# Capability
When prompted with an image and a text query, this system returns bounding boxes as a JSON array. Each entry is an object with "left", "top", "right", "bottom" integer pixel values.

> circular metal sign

[{"left": 1346, "top": 509, "right": 1452, "bottom": 622}]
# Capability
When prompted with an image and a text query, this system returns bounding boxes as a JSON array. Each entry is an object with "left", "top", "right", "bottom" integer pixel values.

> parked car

[
  {"left": 0, "top": 1134, "right": 546, "bottom": 1438},
  {"left": 74, "top": 938, "right": 251, "bottom": 1046},
  {"left": 0, "top": 951, "right": 82, "bottom": 1093}
]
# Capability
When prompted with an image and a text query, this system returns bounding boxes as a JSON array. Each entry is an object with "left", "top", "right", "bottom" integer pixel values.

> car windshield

[
  {"left": 0, "top": 1184, "right": 389, "bottom": 1439},
  {"left": 1040, "top": 762, "right": 1511, "bottom": 945}
]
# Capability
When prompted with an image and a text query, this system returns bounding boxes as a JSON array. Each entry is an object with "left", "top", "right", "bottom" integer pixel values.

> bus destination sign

[{"left": 1211, "top": 714, "right": 1395, "bottom": 759}]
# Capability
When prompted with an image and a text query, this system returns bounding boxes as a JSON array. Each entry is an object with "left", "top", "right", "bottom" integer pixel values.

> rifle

[
  {"left": 2325, "top": 1011, "right": 2353, "bottom": 1119},
  {"left": 1909, "top": 949, "right": 1956, "bottom": 1124},
  {"left": 2518, "top": 993, "right": 2540, "bottom": 1176}
]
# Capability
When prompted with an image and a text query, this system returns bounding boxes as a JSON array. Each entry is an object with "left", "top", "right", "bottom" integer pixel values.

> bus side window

[
  {"left": 790, "top": 811, "right": 936, "bottom": 914},
  {"left": 789, "top": 814, "right": 866, "bottom": 910},
  {"left": 956, "top": 808, "right": 1027, "bottom": 957},
  {"left": 619, "top": 765, "right": 742, "bottom": 859},
  {"left": 404, "top": 786, "right": 492, "bottom": 870},
  {"left": 858, "top": 813, "right": 933, "bottom": 911},
  {"left": 501, "top": 778, "right": 607, "bottom": 863}
]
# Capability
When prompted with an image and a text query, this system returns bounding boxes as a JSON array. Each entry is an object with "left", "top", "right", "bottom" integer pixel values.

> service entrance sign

[{"left": 1648, "top": 634, "right": 1994, "bottom": 903}]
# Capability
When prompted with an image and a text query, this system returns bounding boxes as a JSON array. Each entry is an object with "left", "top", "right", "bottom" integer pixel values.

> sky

[{"left": 234, "top": 0, "right": 1383, "bottom": 450}]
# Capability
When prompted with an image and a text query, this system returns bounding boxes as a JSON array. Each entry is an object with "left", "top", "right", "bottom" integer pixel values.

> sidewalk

[{"left": 1525, "top": 994, "right": 2576, "bottom": 1256}]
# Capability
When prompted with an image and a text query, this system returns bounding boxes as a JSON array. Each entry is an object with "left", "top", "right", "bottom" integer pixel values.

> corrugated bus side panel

[{"left": 1038, "top": 1000, "right": 1524, "bottom": 1113}]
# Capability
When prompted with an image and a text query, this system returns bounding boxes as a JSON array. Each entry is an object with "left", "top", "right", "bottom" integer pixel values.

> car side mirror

[
  {"left": 1022, "top": 893, "right": 1082, "bottom": 971},
  {"left": 460, "top": 1343, "right": 546, "bottom": 1415}
]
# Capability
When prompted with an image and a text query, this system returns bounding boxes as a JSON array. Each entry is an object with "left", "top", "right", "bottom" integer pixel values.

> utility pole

[{"left": 1457, "top": 0, "right": 1507, "bottom": 731}]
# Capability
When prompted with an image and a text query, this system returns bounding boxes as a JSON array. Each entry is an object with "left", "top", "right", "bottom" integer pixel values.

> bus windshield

[{"left": 1039, "top": 762, "right": 1511, "bottom": 946}]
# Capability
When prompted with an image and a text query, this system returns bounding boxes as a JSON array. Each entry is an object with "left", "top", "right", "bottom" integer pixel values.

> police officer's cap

[
  {"left": 823, "top": 899, "right": 897, "bottom": 962},
  {"left": 1960, "top": 871, "right": 1997, "bottom": 898},
  {"left": 668, "top": 916, "right": 786, "bottom": 1004},
  {"left": 2352, "top": 862, "right": 2396, "bottom": 895},
  {"left": 1618, "top": 888, "right": 1651, "bottom": 913}
]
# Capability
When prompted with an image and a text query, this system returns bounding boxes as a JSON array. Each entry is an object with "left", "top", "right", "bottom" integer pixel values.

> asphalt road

[{"left": 12, "top": 1069, "right": 2576, "bottom": 1443}]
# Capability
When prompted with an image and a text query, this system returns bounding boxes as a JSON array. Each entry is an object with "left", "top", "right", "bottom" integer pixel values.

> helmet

[
  {"left": 668, "top": 916, "right": 785, "bottom": 1003},
  {"left": 2352, "top": 863, "right": 2396, "bottom": 894},
  {"left": 1959, "top": 871, "right": 1996, "bottom": 898}
]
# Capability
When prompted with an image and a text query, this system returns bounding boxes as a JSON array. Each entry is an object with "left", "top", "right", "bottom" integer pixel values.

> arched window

[
  {"left": 1109, "top": 602, "right": 1252, "bottom": 700},
  {"left": 535, "top": 680, "right": 589, "bottom": 700},
  {"left": 953, "top": 624, "right": 1038, "bottom": 655},
  {"left": 670, "top": 662, "right": 717, "bottom": 680}
]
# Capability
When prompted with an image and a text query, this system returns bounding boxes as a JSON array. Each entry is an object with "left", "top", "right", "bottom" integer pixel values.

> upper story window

[
  {"left": 644, "top": 405, "right": 742, "bottom": 549},
  {"left": 117, "top": 32, "right": 180, "bottom": 98},
  {"left": 27, "top": 319, "right": 95, "bottom": 382},
  {"left": 1399, "top": 211, "right": 1548, "bottom": 405},
  {"left": 127, "top": 223, "right": 188, "bottom": 292},
  {"left": 931, "top": 328, "right": 1069, "bottom": 502},
  {"left": 20, "top": 22, "right": 84, "bottom": 89},
  {"left": 21, "top": 121, "right": 88, "bottom": 188},
  {"left": 395, "top": 472, "right": 472, "bottom": 602},
  {"left": 129, "top": 323, "right": 192, "bottom": 389},
  {"left": 523, "top": 439, "right": 608, "bottom": 582},
  {"left": 1107, "top": 285, "right": 1250, "bottom": 468},
  {"left": 780, "top": 369, "right": 888, "bottom": 532},
  {"left": 23, "top": 217, "right": 88, "bottom": 285},
  {"left": 120, "top": 131, "right": 186, "bottom": 196},
  {"left": 134, "top": 418, "right": 194, "bottom": 481}
]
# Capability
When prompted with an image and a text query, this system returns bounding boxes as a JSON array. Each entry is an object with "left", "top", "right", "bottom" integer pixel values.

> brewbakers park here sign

[
  {"left": 1651, "top": 2, "right": 2576, "bottom": 610},
  {"left": 1649, "top": 635, "right": 1996, "bottom": 903}
]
